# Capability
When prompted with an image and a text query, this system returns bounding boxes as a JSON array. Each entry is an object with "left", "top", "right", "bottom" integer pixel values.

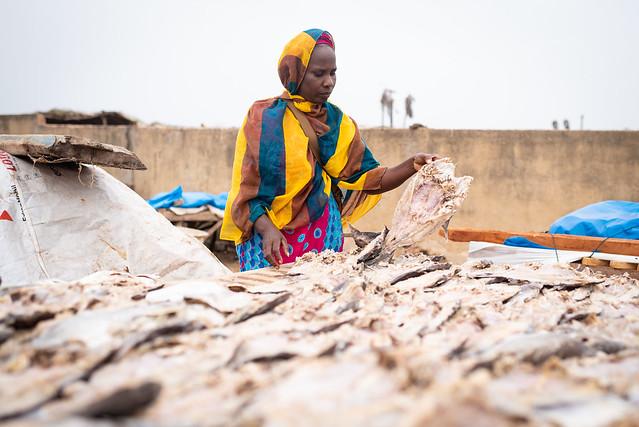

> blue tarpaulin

[
  {"left": 502, "top": 236, "right": 553, "bottom": 250},
  {"left": 504, "top": 200, "right": 639, "bottom": 250},
  {"left": 147, "top": 185, "right": 228, "bottom": 210},
  {"left": 549, "top": 200, "right": 639, "bottom": 240}
]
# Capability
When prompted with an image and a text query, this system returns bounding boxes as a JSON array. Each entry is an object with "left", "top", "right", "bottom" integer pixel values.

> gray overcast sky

[{"left": 1, "top": 0, "right": 638, "bottom": 130}]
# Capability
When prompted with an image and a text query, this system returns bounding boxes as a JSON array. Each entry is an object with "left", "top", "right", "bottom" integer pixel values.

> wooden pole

[{"left": 440, "top": 227, "right": 639, "bottom": 257}]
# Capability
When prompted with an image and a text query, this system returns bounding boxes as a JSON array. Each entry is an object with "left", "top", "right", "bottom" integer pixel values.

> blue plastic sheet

[
  {"left": 147, "top": 185, "right": 228, "bottom": 210},
  {"left": 147, "top": 186, "right": 183, "bottom": 210},
  {"left": 502, "top": 236, "right": 553, "bottom": 250},
  {"left": 504, "top": 200, "right": 639, "bottom": 250},
  {"left": 549, "top": 200, "right": 639, "bottom": 240},
  {"left": 180, "top": 192, "right": 228, "bottom": 209}
]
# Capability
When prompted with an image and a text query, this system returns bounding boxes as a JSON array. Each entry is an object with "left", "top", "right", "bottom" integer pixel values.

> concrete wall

[
  {"left": 357, "top": 128, "right": 639, "bottom": 234},
  {"left": 1, "top": 114, "right": 637, "bottom": 237}
]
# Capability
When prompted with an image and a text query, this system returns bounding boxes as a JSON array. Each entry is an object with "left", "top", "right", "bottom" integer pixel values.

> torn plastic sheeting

[{"left": 0, "top": 151, "right": 229, "bottom": 286}]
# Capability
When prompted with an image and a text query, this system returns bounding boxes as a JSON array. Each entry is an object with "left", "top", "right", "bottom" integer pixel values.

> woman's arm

[{"left": 366, "top": 153, "right": 439, "bottom": 195}]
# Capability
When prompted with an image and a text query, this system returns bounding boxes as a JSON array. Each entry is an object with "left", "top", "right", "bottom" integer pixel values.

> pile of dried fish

[
  {"left": 1, "top": 253, "right": 638, "bottom": 426},
  {"left": 358, "top": 158, "right": 472, "bottom": 264}
]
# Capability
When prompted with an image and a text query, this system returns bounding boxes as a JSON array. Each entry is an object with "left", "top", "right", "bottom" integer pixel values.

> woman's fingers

[
  {"left": 416, "top": 153, "right": 436, "bottom": 164},
  {"left": 273, "top": 239, "right": 283, "bottom": 265},
  {"left": 280, "top": 238, "right": 290, "bottom": 257},
  {"left": 262, "top": 239, "right": 277, "bottom": 267},
  {"left": 260, "top": 229, "right": 289, "bottom": 267},
  {"left": 413, "top": 153, "right": 440, "bottom": 171}
]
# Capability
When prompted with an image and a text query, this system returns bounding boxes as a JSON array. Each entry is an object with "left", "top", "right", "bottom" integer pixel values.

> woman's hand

[
  {"left": 367, "top": 153, "right": 443, "bottom": 195},
  {"left": 412, "top": 153, "right": 440, "bottom": 171},
  {"left": 254, "top": 214, "right": 290, "bottom": 267}
]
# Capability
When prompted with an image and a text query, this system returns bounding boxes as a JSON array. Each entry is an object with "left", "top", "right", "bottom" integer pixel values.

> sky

[{"left": 1, "top": 0, "right": 638, "bottom": 130}]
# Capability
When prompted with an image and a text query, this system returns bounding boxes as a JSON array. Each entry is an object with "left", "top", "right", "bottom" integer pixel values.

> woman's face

[{"left": 298, "top": 45, "right": 336, "bottom": 103}]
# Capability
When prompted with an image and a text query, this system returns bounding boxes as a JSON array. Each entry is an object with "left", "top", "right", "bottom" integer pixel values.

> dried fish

[
  {"left": 146, "top": 280, "right": 254, "bottom": 313},
  {"left": 77, "top": 381, "right": 161, "bottom": 418},
  {"left": 1, "top": 310, "right": 55, "bottom": 330},
  {"left": 466, "top": 262, "right": 605, "bottom": 288},
  {"left": 227, "top": 293, "right": 291, "bottom": 324},
  {"left": 226, "top": 334, "right": 336, "bottom": 367},
  {"left": 357, "top": 227, "right": 389, "bottom": 264},
  {"left": 482, "top": 371, "right": 639, "bottom": 426},
  {"left": 358, "top": 159, "right": 472, "bottom": 264},
  {"left": 348, "top": 224, "right": 381, "bottom": 249},
  {"left": 2, "top": 250, "right": 639, "bottom": 426},
  {"left": 0, "top": 324, "right": 12, "bottom": 345},
  {"left": 389, "top": 263, "right": 451, "bottom": 285},
  {"left": 469, "top": 331, "right": 593, "bottom": 370},
  {"left": 418, "top": 300, "right": 461, "bottom": 337}
]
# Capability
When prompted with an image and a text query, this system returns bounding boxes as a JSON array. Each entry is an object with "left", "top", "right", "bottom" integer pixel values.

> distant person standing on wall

[
  {"left": 220, "top": 29, "right": 440, "bottom": 271},
  {"left": 404, "top": 94, "right": 415, "bottom": 127}
]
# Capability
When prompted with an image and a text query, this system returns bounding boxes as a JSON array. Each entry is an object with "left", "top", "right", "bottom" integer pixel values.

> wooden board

[
  {"left": 160, "top": 209, "right": 220, "bottom": 223},
  {"left": 442, "top": 228, "right": 639, "bottom": 257},
  {"left": 0, "top": 134, "right": 146, "bottom": 170},
  {"left": 176, "top": 226, "right": 209, "bottom": 242},
  {"left": 581, "top": 257, "right": 610, "bottom": 267},
  {"left": 571, "top": 262, "right": 639, "bottom": 279},
  {"left": 609, "top": 260, "right": 638, "bottom": 270}
]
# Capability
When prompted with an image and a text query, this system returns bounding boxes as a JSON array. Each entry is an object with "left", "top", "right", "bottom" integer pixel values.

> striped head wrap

[{"left": 278, "top": 29, "right": 334, "bottom": 96}]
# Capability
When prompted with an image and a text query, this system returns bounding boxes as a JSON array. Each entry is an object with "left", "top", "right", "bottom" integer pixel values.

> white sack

[{"left": 0, "top": 151, "right": 229, "bottom": 286}]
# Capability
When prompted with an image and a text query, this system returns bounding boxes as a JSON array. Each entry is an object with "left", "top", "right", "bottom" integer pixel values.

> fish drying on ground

[{"left": 2, "top": 254, "right": 639, "bottom": 426}]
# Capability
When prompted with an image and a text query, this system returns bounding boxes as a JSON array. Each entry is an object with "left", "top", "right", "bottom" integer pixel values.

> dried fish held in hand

[{"left": 358, "top": 158, "right": 472, "bottom": 264}]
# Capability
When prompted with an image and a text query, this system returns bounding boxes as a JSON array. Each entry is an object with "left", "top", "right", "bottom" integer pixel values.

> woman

[{"left": 221, "top": 29, "right": 438, "bottom": 271}]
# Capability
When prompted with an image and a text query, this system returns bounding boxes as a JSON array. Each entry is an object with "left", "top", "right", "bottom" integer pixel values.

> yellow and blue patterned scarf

[{"left": 221, "top": 29, "right": 386, "bottom": 244}]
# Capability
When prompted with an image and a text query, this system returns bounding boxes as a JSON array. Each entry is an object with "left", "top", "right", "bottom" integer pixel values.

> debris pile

[
  {"left": 2, "top": 252, "right": 638, "bottom": 426},
  {"left": 0, "top": 135, "right": 145, "bottom": 170}
]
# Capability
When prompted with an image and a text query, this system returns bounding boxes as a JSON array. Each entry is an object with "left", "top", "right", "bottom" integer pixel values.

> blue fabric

[
  {"left": 503, "top": 236, "right": 554, "bottom": 250},
  {"left": 503, "top": 200, "right": 639, "bottom": 251},
  {"left": 147, "top": 185, "right": 183, "bottom": 209},
  {"left": 236, "top": 232, "right": 272, "bottom": 272},
  {"left": 324, "top": 194, "right": 344, "bottom": 249},
  {"left": 180, "top": 192, "right": 228, "bottom": 209},
  {"left": 147, "top": 185, "right": 228, "bottom": 210},
  {"left": 549, "top": 200, "right": 639, "bottom": 240},
  {"left": 303, "top": 28, "right": 324, "bottom": 40}
]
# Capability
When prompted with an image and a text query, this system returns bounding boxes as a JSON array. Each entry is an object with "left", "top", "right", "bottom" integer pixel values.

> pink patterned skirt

[{"left": 236, "top": 196, "right": 343, "bottom": 271}]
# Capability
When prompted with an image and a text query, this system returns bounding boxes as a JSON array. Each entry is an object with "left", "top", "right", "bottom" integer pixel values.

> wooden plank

[
  {"left": 581, "top": 257, "right": 610, "bottom": 267},
  {"left": 571, "top": 262, "right": 639, "bottom": 279},
  {"left": 176, "top": 226, "right": 208, "bottom": 242},
  {"left": 609, "top": 261, "right": 638, "bottom": 270},
  {"left": 441, "top": 227, "right": 639, "bottom": 256},
  {"left": 159, "top": 209, "right": 220, "bottom": 223}
]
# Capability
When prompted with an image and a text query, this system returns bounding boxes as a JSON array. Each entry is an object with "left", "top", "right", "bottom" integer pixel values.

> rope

[
  {"left": 550, "top": 233, "right": 560, "bottom": 263},
  {"left": 587, "top": 225, "right": 639, "bottom": 258}
]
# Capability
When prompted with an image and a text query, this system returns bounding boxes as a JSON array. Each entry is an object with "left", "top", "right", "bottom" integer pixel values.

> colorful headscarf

[{"left": 221, "top": 29, "right": 387, "bottom": 244}]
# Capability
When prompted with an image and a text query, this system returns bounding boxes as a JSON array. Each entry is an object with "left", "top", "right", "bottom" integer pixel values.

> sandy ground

[{"left": 215, "top": 249, "right": 240, "bottom": 272}]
